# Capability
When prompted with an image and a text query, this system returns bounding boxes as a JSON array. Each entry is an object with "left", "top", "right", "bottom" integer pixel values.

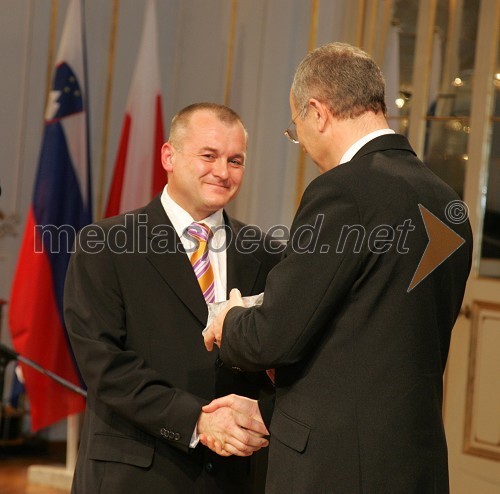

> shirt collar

[
  {"left": 339, "top": 128, "right": 395, "bottom": 165},
  {"left": 160, "top": 185, "right": 224, "bottom": 239}
]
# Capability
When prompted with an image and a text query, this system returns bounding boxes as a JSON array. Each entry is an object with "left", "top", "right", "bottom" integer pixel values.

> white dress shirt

[{"left": 339, "top": 128, "right": 395, "bottom": 165}]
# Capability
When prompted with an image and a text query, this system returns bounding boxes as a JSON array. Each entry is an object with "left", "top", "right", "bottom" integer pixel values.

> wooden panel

[{"left": 464, "top": 301, "right": 500, "bottom": 460}]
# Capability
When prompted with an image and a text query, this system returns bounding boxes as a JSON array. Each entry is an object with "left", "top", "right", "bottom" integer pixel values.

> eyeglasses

[
  {"left": 284, "top": 107, "right": 307, "bottom": 144},
  {"left": 284, "top": 118, "right": 300, "bottom": 144}
]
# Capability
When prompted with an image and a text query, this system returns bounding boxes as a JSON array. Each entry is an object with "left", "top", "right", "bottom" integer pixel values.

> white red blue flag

[{"left": 9, "top": 0, "right": 90, "bottom": 431}]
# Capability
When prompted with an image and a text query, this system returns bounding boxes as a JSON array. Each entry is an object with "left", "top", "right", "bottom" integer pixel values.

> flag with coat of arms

[{"left": 9, "top": 0, "right": 90, "bottom": 432}]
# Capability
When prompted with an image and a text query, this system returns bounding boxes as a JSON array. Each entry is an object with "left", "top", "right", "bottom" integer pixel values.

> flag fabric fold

[
  {"left": 9, "top": 0, "right": 90, "bottom": 432},
  {"left": 105, "top": 0, "right": 165, "bottom": 217}
]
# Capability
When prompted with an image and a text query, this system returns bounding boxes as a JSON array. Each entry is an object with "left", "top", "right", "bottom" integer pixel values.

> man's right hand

[{"left": 197, "top": 394, "right": 269, "bottom": 457}]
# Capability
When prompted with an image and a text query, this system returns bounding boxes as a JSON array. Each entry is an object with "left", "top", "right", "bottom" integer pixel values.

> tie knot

[{"left": 186, "top": 222, "right": 211, "bottom": 243}]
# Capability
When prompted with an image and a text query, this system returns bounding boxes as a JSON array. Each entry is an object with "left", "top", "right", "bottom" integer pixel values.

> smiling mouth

[{"left": 205, "top": 183, "right": 229, "bottom": 189}]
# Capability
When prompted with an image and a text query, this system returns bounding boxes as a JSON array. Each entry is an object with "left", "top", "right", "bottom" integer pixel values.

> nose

[{"left": 211, "top": 158, "right": 229, "bottom": 180}]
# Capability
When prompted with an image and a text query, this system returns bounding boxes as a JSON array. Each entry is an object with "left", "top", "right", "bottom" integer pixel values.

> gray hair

[{"left": 291, "top": 42, "right": 387, "bottom": 119}]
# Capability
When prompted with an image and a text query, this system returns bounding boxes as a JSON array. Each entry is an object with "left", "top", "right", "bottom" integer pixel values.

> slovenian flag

[
  {"left": 9, "top": 0, "right": 90, "bottom": 432},
  {"left": 105, "top": 0, "right": 165, "bottom": 217}
]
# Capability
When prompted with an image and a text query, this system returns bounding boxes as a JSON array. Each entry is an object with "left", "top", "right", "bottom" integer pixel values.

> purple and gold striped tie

[{"left": 187, "top": 222, "right": 215, "bottom": 303}]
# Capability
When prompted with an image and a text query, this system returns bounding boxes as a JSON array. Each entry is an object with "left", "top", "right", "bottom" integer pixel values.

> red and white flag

[{"left": 105, "top": 0, "right": 165, "bottom": 217}]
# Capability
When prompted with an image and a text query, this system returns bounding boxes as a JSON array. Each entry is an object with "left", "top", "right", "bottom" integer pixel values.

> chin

[
  {"left": 210, "top": 190, "right": 234, "bottom": 202},
  {"left": 204, "top": 198, "right": 230, "bottom": 213}
]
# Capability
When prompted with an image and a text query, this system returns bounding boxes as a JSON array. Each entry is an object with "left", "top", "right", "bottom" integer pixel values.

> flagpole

[
  {"left": 224, "top": 0, "right": 238, "bottom": 106},
  {"left": 9, "top": 0, "right": 57, "bottom": 223},
  {"left": 295, "top": 0, "right": 319, "bottom": 210},
  {"left": 81, "top": 0, "right": 92, "bottom": 220},
  {"left": 45, "top": 0, "right": 59, "bottom": 110},
  {"left": 65, "top": 0, "right": 89, "bottom": 474},
  {"left": 97, "top": 0, "right": 120, "bottom": 219},
  {"left": 12, "top": 0, "right": 59, "bottom": 222},
  {"left": 12, "top": 0, "right": 35, "bottom": 216}
]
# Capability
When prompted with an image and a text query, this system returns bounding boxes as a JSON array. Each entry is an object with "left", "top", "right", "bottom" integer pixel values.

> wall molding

[{"left": 463, "top": 300, "right": 500, "bottom": 461}]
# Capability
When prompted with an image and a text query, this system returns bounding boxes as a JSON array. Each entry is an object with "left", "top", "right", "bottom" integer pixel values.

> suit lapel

[
  {"left": 144, "top": 197, "right": 208, "bottom": 325},
  {"left": 225, "top": 214, "right": 262, "bottom": 298}
]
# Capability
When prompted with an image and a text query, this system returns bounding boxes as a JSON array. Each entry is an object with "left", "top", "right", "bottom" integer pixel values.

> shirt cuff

[{"left": 189, "top": 423, "right": 200, "bottom": 448}]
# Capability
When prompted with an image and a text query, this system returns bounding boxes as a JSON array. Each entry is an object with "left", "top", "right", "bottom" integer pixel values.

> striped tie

[{"left": 187, "top": 222, "right": 215, "bottom": 303}]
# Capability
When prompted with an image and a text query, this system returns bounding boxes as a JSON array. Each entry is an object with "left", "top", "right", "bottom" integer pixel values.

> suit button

[
  {"left": 205, "top": 462, "right": 214, "bottom": 473},
  {"left": 215, "top": 357, "right": 224, "bottom": 368},
  {"left": 174, "top": 433, "right": 180, "bottom": 441},
  {"left": 231, "top": 366, "right": 242, "bottom": 372},
  {"left": 168, "top": 432, "right": 174, "bottom": 439},
  {"left": 160, "top": 428, "right": 168, "bottom": 437}
]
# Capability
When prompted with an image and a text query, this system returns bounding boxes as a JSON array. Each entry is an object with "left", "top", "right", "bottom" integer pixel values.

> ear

[
  {"left": 308, "top": 98, "right": 329, "bottom": 133},
  {"left": 161, "top": 142, "right": 174, "bottom": 173}
]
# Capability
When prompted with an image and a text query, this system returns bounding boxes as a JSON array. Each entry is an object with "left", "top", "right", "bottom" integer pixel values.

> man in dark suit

[
  {"left": 64, "top": 103, "right": 279, "bottom": 493},
  {"left": 204, "top": 43, "right": 473, "bottom": 493}
]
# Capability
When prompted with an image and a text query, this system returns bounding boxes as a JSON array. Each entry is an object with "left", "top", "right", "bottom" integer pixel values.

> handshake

[{"left": 197, "top": 394, "right": 269, "bottom": 457}]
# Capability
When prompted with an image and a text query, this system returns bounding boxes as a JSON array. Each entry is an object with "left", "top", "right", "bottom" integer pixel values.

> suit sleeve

[
  {"left": 258, "top": 394, "right": 276, "bottom": 430},
  {"left": 64, "top": 228, "right": 207, "bottom": 453},
  {"left": 220, "top": 179, "right": 363, "bottom": 370}
]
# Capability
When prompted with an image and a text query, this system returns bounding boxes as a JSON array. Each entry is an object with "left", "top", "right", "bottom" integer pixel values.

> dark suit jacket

[
  {"left": 220, "top": 135, "right": 473, "bottom": 494},
  {"left": 64, "top": 196, "right": 279, "bottom": 494}
]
